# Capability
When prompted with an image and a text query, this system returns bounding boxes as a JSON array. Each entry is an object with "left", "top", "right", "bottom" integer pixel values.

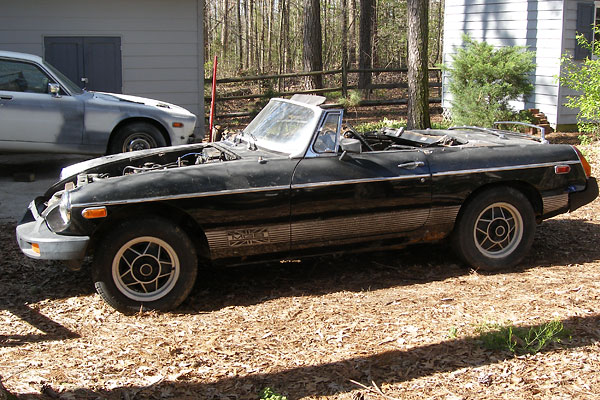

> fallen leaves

[{"left": 0, "top": 141, "right": 599, "bottom": 399}]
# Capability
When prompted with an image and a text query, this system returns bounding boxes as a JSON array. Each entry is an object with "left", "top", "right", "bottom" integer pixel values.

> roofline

[{"left": 0, "top": 50, "right": 44, "bottom": 63}]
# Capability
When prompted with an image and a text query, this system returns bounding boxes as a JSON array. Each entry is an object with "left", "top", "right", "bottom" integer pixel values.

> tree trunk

[
  {"left": 303, "top": 0, "right": 323, "bottom": 89},
  {"left": 349, "top": 0, "right": 358, "bottom": 67},
  {"left": 371, "top": 0, "right": 378, "bottom": 69},
  {"left": 268, "top": 0, "right": 275, "bottom": 70},
  {"left": 285, "top": 0, "right": 292, "bottom": 71},
  {"left": 434, "top": 0, "right": 444, "bottom": 65},
  {"left": 358, "top": 0, "right": 374, "bottom": 93},
  {"left": 220, "top": 0, "right": 230, "bottom": 62},
  {"left": 406, "top": 0, "right": 431, "bottom": 129},
  {"left": 202, "top": 0, "right": 208, "bottom": 63},
  {"left": 237, "top": 0, "right": 243, "bottom": 71},
  {"left": 341, "top": 0, "right": 348, "bottom": 69}
]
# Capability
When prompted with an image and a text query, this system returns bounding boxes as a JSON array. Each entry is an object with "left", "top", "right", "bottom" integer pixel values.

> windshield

[
  {"left": 42, "top": 60, "right": 84, "bottom": 95},
  {"left": 243, "top": 99, "right": 320, "bottom": 155}
]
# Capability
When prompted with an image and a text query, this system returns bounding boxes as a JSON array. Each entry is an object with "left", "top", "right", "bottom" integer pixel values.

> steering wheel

[{"left": 343, "top": 123, "right": 374, "bottom": 152}]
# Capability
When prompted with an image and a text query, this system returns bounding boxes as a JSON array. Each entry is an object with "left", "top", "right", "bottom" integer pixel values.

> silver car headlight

[
  {"left": 46, "top": 191, "right": 72, "bottom": 232},
  {"left": 59, "top": 191, "right": 72, "bottom": 225}
]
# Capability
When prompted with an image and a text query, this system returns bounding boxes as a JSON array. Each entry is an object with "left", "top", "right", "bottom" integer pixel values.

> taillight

[{"left": 572, "top": 146, "right": 592, "bottom": 178}]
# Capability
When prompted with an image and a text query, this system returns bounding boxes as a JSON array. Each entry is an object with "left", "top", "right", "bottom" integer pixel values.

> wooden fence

[{"left": 204, "top": 67, "right": 442, "bottom": 119}]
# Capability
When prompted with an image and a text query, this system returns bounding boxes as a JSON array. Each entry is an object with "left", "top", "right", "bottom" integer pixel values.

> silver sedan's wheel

[
  {"left": 109, "top": 122, "right": 167, "bottom": 154},
  {"left": 452, "top": 187, "right": 535, "bottom": 270},
  {"left": 121, "top": 132, "right": 159, "bottom": 152},
  {"left": 93, "top": 217, "right": 197, "bottom": 313},
  {"left": 473, "top": 202, "right": 523, "bottom": 259},
  {"left": 112, "top": 236, "right": 180, "bottom": 302}
]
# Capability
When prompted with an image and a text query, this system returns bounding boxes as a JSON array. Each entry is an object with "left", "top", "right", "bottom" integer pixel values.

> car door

[
  {"left": 0, "top": 58, "right": 84, "bottom": 149},
  {"left": 291, "top": 111, "right": 432, "bottom": 251}
]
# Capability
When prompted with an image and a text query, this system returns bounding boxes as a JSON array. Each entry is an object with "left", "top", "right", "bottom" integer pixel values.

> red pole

[{"left": 209, "top": 56, "right": 218, "bottom": 142}]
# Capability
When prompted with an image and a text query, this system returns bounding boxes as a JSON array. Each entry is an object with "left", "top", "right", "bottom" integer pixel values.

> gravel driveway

[{"left": 0, "top": 154, "right": 90, "bottom": 222}]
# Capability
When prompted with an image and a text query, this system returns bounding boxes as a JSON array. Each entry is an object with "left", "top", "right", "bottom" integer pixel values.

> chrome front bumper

[{"left": 16, "top": 201, "right": 89, "bottom": 261}]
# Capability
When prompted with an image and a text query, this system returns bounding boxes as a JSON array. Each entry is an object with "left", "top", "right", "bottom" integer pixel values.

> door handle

[
  {"left": 0, "top": 95, "right": 13, "bottom": 100},
  {"left": 397, "top": 161, "right": 425, "bottom": 169}
]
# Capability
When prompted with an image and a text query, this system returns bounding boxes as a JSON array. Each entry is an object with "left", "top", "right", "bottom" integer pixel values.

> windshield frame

[
  {"left": 41, "top": 60, "right": 84, "bottom": 95},
  {"left": 242, "top": 98, "right": 323, "bottom": 157}
]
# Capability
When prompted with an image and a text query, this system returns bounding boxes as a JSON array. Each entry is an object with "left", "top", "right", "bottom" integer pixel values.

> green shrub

[
  {"left": 338, "top": 90, "right": 362, "bottom": 109},
  {"left": 355, "top": 117, "right": 406, "bottom": 133},
  {"left": 443, "top": 35, "right": 536, "bottom": 127},
  {"left": 560, "top": 27, "right": 600, "bottom": 138}
]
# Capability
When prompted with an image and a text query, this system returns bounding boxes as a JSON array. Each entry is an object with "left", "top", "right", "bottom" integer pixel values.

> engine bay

[{"left": 121, "top": 146, "right": 232, "bottom": 175}]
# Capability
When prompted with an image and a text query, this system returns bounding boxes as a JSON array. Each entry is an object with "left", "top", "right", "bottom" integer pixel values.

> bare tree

[
  {"left": 407, "top": 0, "right": 431, "bottom": 129},
  {"left": 220, "top": 0, "right": 230, "bottom": 61},
  {"left": 303, "top": 0, "right": 323, "bottom": 88},
  {"left": 349, "top": 0, "right": 358, "bottom": 66},
  {"left": 341, "top": 0, "right": 348, "bottom": 70},
  {"left": 358, "top": 0, "right": 374, "bottom": 93},
  {"left": 237, "top": 0, "right": 243, "bottom": 71}
]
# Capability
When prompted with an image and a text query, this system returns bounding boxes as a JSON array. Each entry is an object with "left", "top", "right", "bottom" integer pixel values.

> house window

[{"left": 575, "top": 2, "right": 595, "bottom": 60}]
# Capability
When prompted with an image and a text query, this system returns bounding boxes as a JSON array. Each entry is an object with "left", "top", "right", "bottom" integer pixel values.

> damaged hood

[{"left": 93, "top": 92, "right": 195, "bottom": 117}]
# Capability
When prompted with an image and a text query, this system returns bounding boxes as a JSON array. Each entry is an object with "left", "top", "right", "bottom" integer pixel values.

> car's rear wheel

[
  {"left": 92, "top": 217, "right": 197, "bottom": 313},
  {"left": 452, "top": 187, "right": 536, "bottom": 271},
  {"left": 109, "top": 122, "right": 167, "bottom": 153}
]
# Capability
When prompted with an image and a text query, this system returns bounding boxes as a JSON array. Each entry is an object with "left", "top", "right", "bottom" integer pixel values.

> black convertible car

[{"left": 17, "top": 96, "right": 598, "bottom": 313}]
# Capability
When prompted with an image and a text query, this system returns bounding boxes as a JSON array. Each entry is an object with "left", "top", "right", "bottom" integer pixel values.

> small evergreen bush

[
  {"left": 560, "top": 27, "right": 600, "bottom": 138},
  {"left": 443, "top": 35, "right": 536, "bottom": 127}
]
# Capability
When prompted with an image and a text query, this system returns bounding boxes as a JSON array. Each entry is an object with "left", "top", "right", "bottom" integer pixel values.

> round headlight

[{"left": 58, "top": 191, "right": 71, "bottom": 225}]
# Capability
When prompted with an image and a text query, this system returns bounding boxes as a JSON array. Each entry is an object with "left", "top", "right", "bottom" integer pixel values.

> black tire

[
  {"left": 92, "top": 217, "right": 198, "bottom": 313},
  {"left": 451, "top": 187, "right": 536, "bottom": 271},
  {"left": 109, "top": 122, "right": 167, "bottom": 154}
]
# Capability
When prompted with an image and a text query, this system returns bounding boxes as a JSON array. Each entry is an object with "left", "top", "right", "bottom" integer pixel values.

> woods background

[{"left": 203, "top": 0, "right": 444, "bottom": 80}]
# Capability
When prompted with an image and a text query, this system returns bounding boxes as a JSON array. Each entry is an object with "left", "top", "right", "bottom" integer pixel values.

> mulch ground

[{"left": 0, "top": 140, "right": 599, "bottom": 400}]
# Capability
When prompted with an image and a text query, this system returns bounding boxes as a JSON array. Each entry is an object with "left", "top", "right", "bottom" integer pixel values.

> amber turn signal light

[
  {"left": 82, "top": 206, "right": 107, "bottom": 219},
  {"left": 32, "top": 243, "right": 40, "bottom": 254},
  {"left": 172, "top": 122, "right": 184, "bottom": 128}
]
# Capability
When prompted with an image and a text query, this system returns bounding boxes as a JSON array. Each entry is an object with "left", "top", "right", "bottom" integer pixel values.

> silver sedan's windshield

[
  {"left": 243, "top": 99, "right": 320, "bottom": 156},
  {"left": 42, "top": 60, "right": 84, "bottom": 95}
]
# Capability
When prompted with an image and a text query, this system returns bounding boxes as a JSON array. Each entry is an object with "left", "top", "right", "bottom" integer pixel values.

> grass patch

[
  {"left": 259, "top": 387, "right": 287, "bottom": 400},
  {"left": 476, "top": 320, "right": 570, "bottom": 355}
]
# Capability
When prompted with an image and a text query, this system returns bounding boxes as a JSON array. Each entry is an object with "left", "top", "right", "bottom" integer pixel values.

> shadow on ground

[
  {"left": 12, "top": 313, "right": 600, "bottom": 399},
  {"left": 1, "top": 217, "right": 599, "bottom": 350}
]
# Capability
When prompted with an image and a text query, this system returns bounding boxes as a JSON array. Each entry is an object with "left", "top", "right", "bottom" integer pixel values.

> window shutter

[{"left": 575, "top": 2, "right": 594, "bottom": 60}]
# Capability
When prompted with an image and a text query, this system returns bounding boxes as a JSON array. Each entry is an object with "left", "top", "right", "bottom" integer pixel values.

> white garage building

[{"left": 0, "top": 0, "right": 205, "bottom": 135}]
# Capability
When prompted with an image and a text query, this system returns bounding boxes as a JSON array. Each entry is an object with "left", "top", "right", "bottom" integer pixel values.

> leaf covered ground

[{"left": 0, "top": 141, "right": 599, "bottom": 400}]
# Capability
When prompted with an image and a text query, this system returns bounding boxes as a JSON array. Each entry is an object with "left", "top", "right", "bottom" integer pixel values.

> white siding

[
  {"left": 0, "top": 0, "right": 204, "bottom": 132},
  {"left": 556, "top": 0, "right": 591, "bottom": 126},
  {"left": 442, "top": 0, "right": 565, "bottom": 125}
]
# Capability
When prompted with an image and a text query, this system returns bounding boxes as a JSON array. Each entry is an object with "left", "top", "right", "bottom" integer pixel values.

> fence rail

[{"left": 205, "top": 67, "right": 442, "bottom": 119}]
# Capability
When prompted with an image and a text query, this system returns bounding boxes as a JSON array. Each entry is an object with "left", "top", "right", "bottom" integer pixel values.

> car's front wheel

[
  {"left": 109, "top": 122, "right": 167, "bottom": 153},
  {"left": 452, "top": 187, "right": 536, "bottom": 271},
  {"left": 93, "top": 217, "right": 197, "bottom": 313}
]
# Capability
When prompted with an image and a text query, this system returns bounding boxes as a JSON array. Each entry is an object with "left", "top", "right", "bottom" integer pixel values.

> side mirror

[
  {"left": 339, "top": 138, "right": 361, "bottom": 161},
  {"left": 48, "top": 83, "right": 61, "bottom": 98},
  {"left": 340, "top": 138, "right": 361, "bottom": 153}
]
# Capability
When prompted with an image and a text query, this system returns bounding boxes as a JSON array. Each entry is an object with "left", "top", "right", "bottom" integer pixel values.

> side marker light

[
  {"left": 82, "top": 207, "right": 107, "bottom": 219},
  {"left": 32, "top": 243, "right": 40, "bottom": 254},
  {"left": 555, "top": 165, "right": 571, "bottom": 174},
  {"left": 572, "top": 146, "right": 592, "bottom": 178}
]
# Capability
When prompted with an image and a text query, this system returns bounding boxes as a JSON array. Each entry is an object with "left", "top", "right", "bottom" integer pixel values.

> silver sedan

[{"left": 0, "top": 50, "right": 197, "bottom": 154}]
